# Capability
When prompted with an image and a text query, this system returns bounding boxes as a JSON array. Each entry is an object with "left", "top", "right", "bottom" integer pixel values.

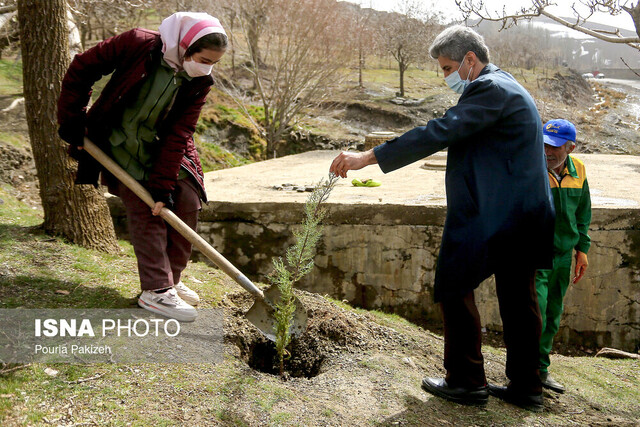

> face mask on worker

[
  {"left": 445, "top": 57, "right": 473, "bottom": 94},
  {"left": 182, "top": 58, "right": 213, "bottom": 77}
]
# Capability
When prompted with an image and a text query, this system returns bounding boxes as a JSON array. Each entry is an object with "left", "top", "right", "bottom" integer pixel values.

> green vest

[
  {"left": 547, "top": 155, "right": 591, "bottom": 254},
  {"left": 109, "top": 57, "right": 192, "bottom": 181}
]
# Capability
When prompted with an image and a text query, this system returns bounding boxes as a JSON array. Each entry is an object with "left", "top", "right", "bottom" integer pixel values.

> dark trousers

[
  {"left": 442, "top": 268, "right": 542, "bottom": 394},
  {"left": 111, "top": 179, "right": 201, "bottom": 291}
]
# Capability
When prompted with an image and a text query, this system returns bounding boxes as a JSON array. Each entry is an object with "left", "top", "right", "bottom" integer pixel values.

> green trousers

[{"left": 535, "top": 250, "right": 573, "bottom": 372}]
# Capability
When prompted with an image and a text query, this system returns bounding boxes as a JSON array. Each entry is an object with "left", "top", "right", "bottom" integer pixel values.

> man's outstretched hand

[{"left": 329, "top": 149, "right": 378, "bottom": 178}]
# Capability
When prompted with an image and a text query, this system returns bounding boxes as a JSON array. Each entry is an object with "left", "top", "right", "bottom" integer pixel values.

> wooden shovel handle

[{"left": 83, "top": 137, "right": 265, "bottom": 300}]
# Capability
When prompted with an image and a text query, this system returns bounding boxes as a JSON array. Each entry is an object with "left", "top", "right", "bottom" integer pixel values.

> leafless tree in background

[
  {"left": 482, "top": 22, "right": 561, "bottom": 71},
  {"left": 379, "top": 0, "right": 441, "bottom": 97},
  {"left": 345, "top": 2, "right": 377, "bottom": 88},
  {"left": 236, "top": 0, "right": 352, "bottom": 157},
  {"left": 67, "top": 0, "right": 155, "bottom": 49},
  {"left": 155, "top": 0, "right": 218, "bottom": 16},
  {"left": 215, "top": 2, "right": 238, "bottom": 78},
  {"left": 457, "top": 0, "right": 640, "bottom": 50},
  {"left": 236, "top": 0, "right": 272, "bottom": 70}
]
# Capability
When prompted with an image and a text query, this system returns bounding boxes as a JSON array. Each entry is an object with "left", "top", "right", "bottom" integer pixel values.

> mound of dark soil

[
  {"left": 222, "top": 289, "right": 423, "bottom": 378},
  {"left": 541, "top": 69, "right": 592, "bottom": 106},
  {"left": 342, "top": 101, "right": 415, "bottom": 131}
]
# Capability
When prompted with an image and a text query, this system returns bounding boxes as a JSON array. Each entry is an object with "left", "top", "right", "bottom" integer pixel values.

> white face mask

[
  {"left": 182, "top": 58, "right": 213, "bottom": 77},
  {"left": 444, "top": 58, "right": 473, "bottom": 94}
]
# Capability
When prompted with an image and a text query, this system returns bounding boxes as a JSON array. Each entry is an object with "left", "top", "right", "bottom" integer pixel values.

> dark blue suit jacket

[{"left": 374, "top": 64, "right": 555, "bottom": 302}]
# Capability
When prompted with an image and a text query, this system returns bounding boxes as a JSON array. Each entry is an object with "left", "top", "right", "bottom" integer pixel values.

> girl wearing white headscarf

[{"left": 58, "top": 13, "right": 228, "bottom": 322}]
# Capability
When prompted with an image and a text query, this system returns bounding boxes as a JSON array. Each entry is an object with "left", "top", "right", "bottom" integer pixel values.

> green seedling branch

[{"left": 270, "top": 173, "right": 338, "bottom": 377}]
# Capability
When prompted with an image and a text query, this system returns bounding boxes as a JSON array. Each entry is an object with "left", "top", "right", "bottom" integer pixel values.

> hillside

[{"left": 201, "top": 66, "right": 640, "bottom": 161}]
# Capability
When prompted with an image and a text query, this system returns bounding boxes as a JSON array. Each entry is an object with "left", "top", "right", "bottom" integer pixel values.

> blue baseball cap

[{"left": 543, "top": 119, "right": 576, "bottom": 147}]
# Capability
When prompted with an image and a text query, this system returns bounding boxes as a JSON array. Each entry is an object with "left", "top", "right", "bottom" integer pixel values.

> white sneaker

[
  {"left": 174, "top": 281, "right": 200, "bottom": 306},
  {"left": 138, "top": 287, "right": 197, "bottom": 322}
]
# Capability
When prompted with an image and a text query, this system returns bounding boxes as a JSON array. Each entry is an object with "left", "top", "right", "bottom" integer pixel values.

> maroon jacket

[{"left": 57, "top": 28, "right": 211, "bottom": 203}]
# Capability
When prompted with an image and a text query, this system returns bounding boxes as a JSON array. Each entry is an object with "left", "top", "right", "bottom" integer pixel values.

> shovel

[{"left": 82, "top": 137, "right": 307, "bottom": 341}]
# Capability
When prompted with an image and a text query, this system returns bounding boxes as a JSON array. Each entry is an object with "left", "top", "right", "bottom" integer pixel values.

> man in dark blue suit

[{"left": 330, "top": 25, "right": 555, "bottom": 412}]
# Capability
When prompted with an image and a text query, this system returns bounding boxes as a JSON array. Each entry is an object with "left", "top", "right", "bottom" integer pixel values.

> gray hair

[{"left": 429, "top": 25, "right": 490, "bottom": 63}]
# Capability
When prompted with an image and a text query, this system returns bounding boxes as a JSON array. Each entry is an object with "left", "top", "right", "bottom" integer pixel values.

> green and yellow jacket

[{"left": 547, "top": 155, "right": 591, "bottom": 255}]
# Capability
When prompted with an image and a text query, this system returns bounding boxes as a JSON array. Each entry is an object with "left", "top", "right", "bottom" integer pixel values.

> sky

[{"left": 349, "top": 0, "right": 638, "bottom": 33}]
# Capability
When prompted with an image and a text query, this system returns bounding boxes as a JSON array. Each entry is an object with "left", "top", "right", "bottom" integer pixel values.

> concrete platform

[{"left": 203, "top": 150, "right": 640, "bottom": 208}]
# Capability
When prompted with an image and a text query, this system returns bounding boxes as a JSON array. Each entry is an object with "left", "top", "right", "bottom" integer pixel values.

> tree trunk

[
  {"left": 266, "top": 121, "right": 277, "bottom": 159},
  {"left": 399, "top": 61, "right": 405, "bottom": 97},
  {"left": 247, "top": 16, "right": 264, "bottom": 69},
  {"left": 358, "top": 48, "right": 364, "bottom": 88},
  {"left": 622, "top": 3, "right": 640, "bottom": 38},
  {"left": 229, "top": 15, "right": 236, "bottom": 80},
  {"left": 17, "top": 0, "right": 119, "bottom": 253},
  {"left": 595, "top": 347, "right": 640, "bottom": 360}
]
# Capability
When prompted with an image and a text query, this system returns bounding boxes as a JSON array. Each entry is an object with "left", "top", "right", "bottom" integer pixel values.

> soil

[
  {"left": 223, "top": 284, "right": 600, "bottom": 380},
  {"left": 223, "top": 289, "right": 428, "bottom": 379},
  {"left": 219, "top": 288, "right": 639, "bottom": 425}
]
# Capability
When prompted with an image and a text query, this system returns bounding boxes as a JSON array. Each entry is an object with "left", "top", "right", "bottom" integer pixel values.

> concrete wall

[{"left": 167, "top": 202, "right": 640, "bottom": 352}]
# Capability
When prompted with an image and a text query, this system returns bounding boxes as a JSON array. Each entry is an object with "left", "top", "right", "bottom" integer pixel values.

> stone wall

[
  {"left": 199, "top": 202, "right": 640, "bottom": 352},
  {"left": 109, "top": 199, "right": 640, "bottom": 352}
]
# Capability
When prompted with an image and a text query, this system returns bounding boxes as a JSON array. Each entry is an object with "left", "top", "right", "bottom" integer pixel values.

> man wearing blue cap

[{"left": 537, "top": 119, "right": 591, "bottom": 393}]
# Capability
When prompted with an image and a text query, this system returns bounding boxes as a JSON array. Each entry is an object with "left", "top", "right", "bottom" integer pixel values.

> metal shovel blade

[{"left": 245, "top": 286, "right": 308, "bottom": 342}]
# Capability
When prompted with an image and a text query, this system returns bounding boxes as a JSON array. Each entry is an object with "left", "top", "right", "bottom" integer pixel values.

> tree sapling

[{"left": 269, "top": 173, "right": 338, "bottom": 377}]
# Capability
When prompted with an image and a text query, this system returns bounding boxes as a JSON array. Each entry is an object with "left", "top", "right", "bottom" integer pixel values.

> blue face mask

[{"left": 445, "top": 60, "right": 472, "bottom": 94}]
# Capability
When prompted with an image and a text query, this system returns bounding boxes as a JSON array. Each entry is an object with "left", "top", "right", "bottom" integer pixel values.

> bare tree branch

[
  {"left": 539, "top": 8, "right": 639, "bottom": 45},
  {"left": 0, "top": 363, "right": 31, "bottom": 375},
  {"left": 620, "top": 56, "right": 640, "bottom": 77},
  {"left": 0, "top": 5, "right": 17, "bottom": 15},
  {"left": 457, "top": 0, "right": 640, "bottom": 50},
  {"left": 234, "top": 0, "right": 352, "bottom": 157}
]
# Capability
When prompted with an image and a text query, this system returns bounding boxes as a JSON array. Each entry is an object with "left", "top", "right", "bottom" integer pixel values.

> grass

[
  {"left": 199, "top": 87, "right": 265, "bottom": 128},
  {"left": 195, "top": 135, "right": 252, "bottom": 172},
  {"left": 196, "top": 88, "right": 267, "bottom": 162},
  {"left": 0, "top": 184, "right": 41, "bottom": 226},
  {"left": 359, "top": 67, "right": 445, "bottom": 99},
  {"left": 0, "top": 132, "right": 28, "bottom": 149},
  {"left": 0, "top": 186, "right": 229, "bottom": 312},
  {"left": 213, "top": 103, "right": 265, "bottom": 131},
  {"left": 328, "top": 297, "right": 420, "bottom": 331},
  {"left": 0, "top": 58, "right": 22, "bottom": 96}
]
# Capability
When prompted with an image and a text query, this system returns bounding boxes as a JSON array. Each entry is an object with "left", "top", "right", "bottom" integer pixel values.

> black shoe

[
  {"left": 488, "top": 383, "right": 543, "bottom": 412},
  {"left": 540, "top": 371, "right": 565, "bottom": 394},
  {"left": 421, "top": 377, "right": 489, "bottom": 406}
]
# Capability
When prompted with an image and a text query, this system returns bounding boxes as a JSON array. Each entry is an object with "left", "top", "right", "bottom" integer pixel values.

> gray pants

[{"left": 110, "top": 179, "right": 201, "bottom": 291}]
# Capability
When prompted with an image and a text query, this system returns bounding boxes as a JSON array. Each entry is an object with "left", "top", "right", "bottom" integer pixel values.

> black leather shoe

[
  {"left": 488, "top": 383, "right": 543, "bottom": 412},
  {"left": 421, "top": 377, "right": 488, "bottom": 406},
  {"left": 540, "top": 371, "right": 565, "bottom": 393}
]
